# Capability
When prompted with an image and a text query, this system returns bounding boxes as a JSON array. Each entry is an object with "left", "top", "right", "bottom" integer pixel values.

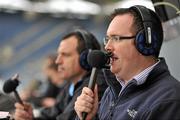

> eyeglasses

[{"left": 103, "top": 35, "right": 135, "bottom": 45}]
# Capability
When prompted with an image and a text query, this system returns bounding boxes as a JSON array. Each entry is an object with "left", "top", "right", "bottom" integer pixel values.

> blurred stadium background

[{"left": 0, "top": 0, "right": 180, "bottom": 91}]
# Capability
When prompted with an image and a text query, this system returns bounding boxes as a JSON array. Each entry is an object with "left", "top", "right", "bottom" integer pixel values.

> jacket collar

[
  {"left": 144, "top": 57, "right": 170, "bottom": 85},
  {"left": 105, "top": 58, "right": 170, "bottom": 97}
]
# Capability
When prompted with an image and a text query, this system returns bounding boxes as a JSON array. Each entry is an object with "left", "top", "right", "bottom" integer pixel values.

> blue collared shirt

[
  {"left": 69, "top": 83, "right": 75, "bottom": 97},
  {"left": 118, "top": 60, "right": 160, "bottom": 96},
  {"left": 68, "top": 80, "right": 83, "bottom": 97}
]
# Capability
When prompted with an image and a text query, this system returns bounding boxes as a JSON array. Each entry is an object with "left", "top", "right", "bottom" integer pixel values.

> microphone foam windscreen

[
  {"left": 3, "top": 79, "right": 19, "bottom": 93},
  {"left": 87, "top": 50, "right": 109, "bottom": 69}
]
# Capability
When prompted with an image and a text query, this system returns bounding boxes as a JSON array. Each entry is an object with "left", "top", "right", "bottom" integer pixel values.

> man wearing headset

[
  {"left": 74, "top": 5, "right": 180, "bottom": 120},
  {"left": 14, "top": 29, "right": 109, "bottom": 120}
]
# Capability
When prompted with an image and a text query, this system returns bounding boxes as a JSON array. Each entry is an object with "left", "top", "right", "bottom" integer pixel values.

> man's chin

[
  {"left": 110, "top": 67, "right": 118, "bottom": 74},
  {"left": 110, "top": 67, "right": 115, "bottom": 73}
]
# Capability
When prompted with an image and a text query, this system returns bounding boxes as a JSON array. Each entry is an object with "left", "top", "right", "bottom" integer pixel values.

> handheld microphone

[
  {"left": 3, "top": 74, "right": 24, "bottom": 105},
  {"left": 82, "top": 50, "right": 110, "bottom": 120}
]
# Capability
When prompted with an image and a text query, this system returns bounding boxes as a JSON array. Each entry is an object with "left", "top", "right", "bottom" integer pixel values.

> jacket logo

[{"left": 127, "top": 108, "right": 137, "bottom": 118}]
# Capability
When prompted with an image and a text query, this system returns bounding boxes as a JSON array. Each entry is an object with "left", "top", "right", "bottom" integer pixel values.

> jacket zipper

[{"left": 105, "top": 82, "right": 136, "bottom": 119}]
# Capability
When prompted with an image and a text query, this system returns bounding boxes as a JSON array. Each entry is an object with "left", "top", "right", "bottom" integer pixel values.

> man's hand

[
  {"left": 14, "top": 102, "right": 33, "bottom": 120},
  {"left": 74, "top": 85, "right": 99, "bottom": 120}
]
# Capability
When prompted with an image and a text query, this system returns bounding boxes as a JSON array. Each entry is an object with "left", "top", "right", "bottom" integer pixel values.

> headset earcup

[
  {"left": 79, "top": 50, "right": 92, "bottom": 71},
  {"left": 135, "top": 30, "right": 157, "bottom": 56}
]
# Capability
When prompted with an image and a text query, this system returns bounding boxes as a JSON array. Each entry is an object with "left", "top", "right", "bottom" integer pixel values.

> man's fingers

[
  {"left": 82, "top": 87, "right": 94, "bottom": 97},
  {"left": 75, "top": 86, "right": 98, "bottom": 120},
  {"left": 79, "top": 93, "right": 94, "bottom": 103},
  {"left": 15, "top": 103, "right": 24, "bottom": 109},
  {"left": 14, "top": 102, "right": 33, "bottom": 120},
  {"left": 14, "top": 109, "right": 31, "bottom": 120},
  {"left": 76, "top": 105, "right": 92, "bottom": 113},
  {"left": 75, "top": 99, "right": 93, "bottom": 110}
]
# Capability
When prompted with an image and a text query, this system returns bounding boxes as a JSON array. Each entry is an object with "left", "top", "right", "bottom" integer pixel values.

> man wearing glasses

[{"left": 74, "top": 5, "right": 180, "bottom": 120}]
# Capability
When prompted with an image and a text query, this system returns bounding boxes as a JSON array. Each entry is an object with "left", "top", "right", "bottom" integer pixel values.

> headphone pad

[
  {"left": 135, "top": 30, "right": 157, "bottom": 56},
  {"left": 79, "top": 50, "right": 92, "bottom": 71}
]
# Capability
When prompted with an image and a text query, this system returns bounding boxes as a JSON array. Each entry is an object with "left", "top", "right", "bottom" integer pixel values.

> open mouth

[
  {"left": 110, "top": 54, "right": 118, "bottom": 64},
  {"left": 58, "top": 66, "right": 64, "bottom": 72}
]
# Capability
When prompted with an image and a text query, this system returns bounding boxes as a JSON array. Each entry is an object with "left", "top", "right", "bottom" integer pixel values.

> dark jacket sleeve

[
  {"left": 141, "top": 100, "right": 180, "bottom": 120},
  {"left": 36, "top": 83, "right": 70, "bottom": 120},
  {"left": 39, "top": 70, "right": 109, "bottom": 120},
  {"left": 55, "top": 92, "right": 79, "bottom": 120}
]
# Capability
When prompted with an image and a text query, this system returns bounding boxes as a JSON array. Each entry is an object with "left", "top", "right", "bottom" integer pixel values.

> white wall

[{"left": 160, "top": 17, "right": 180, "bottom": 80}]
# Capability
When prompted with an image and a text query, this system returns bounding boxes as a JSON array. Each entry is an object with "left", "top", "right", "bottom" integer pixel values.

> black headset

[
  {"left": 75, "top": 29, "right": 98, "bottom": 71},
  {"left": 130, "top": 5, "right": 159, "bottom": 56}
]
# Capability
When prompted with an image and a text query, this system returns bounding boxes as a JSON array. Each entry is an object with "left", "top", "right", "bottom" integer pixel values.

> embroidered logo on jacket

[{"left": 127, "top": 109, "right": 137, "bottom": 118}]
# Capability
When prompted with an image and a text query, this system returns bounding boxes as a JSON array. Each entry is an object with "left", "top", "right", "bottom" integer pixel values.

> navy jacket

[{"left": 98, "top": 58, "right": 180, "bottom": 120}]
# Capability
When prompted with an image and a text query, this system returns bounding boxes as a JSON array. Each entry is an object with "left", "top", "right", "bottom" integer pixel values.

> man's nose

[
  {"left": 56, "top": 55, "right": 62, "bottom": 64},
  {"left": 104, "top": 40, "right": 113, "bottom": 53}
]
